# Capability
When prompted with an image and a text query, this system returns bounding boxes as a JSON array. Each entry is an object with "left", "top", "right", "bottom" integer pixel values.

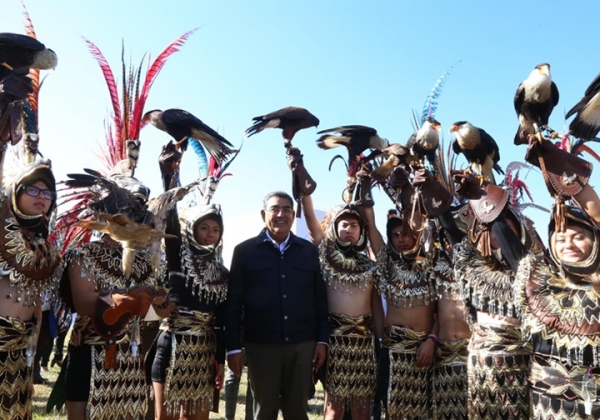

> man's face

[
  {"left": 336, "top": 217, "right": 361, "bottom": 244},
  {"left": 390, "top": 224, "right": 416, "bottom": 252},
  {"left": 261, "top": 196, "right": 294, "bottom": 240}
]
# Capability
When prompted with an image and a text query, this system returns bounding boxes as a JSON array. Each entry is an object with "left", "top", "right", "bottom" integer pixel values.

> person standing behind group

[{"left": 225, "top": 191, "right": 329, "bottom": 420}]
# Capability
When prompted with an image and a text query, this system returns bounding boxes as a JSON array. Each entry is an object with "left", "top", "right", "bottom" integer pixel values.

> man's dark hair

[{"left": 263, "top": 191, "right": 294, "bottom": 210}]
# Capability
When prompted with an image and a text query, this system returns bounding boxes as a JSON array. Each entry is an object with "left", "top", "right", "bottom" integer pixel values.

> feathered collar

[
  {"left": 319, "top": 236, "right": 376, "bottom": 293},
  {"left": 517, "top": 253, "right": 600, "bottom": 365},
  {"left": 374, "top": 244, "right": 435, "bottom": 308},
  {"left": 0, "top": 193, "right": 62, "bottom": 306}
]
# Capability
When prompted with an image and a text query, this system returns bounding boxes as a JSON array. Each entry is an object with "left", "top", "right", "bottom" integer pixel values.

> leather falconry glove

[
  {"left": 0, "top": 67, "right": 33, "bottom": 144},
  {"left": 159, "top": 141, "right": 183, "bottom": 191},
  {"left": 354, "top": 169, "right": 375, "bottom": 207},
  {"left": 287, "top": 147, "right": 317, "bottom": 218},
  {"left": 92, "top": 285, "right": 155, "bottom": 340},
  {"left": 525, "top": 138, "right": 592, "bottom": 198},
  {"left": 468, "top": 182, "right": 510, "bottom": 258},
  {"left": 389, "top": 167, "right": 414, "bottom": 211},
  {"left": 525, "top": 139, "right": 592, "bottom": 231},
  {"left": 412, "top": 167, "right": 453, "bottom": 217},
  {"left": 450, "top": 169, "right": 486, "bottom": 201}
]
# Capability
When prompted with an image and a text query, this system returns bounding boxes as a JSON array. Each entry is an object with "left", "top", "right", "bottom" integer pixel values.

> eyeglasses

[
  {"left": 24, "top": 185, "right": 55, "bottom": 200},
  {"left": 267, "top": 206, "right": 293, "bottom": 215}
]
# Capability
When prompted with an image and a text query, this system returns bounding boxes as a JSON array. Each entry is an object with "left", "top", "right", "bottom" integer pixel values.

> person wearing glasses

[
  {"left": 225, "top": 191, "right": 329, "bottom": 420},
  {"left": 0, "top": 159, "right": 62, "bottom": 419}
]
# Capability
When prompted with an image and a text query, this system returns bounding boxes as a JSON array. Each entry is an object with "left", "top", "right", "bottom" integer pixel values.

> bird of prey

[
  {"left": 143, "top": 109, "right": 235, "bottom": 165},
  {"left": 369, "top": 143, "right": 417, "bottom": 181},
  {"left": 406, "top": 116, "right": 441, "bottom": 165},
  {"left": 513, "top": 63, "right": 559, "bottom": 145},
  {"left": 565, "top": 72, "right": 600, "bottom": 141},
  {"left": 317, "top": 125, "right": 389, "bottom": 175},
  {"left": 0, "top": 33, "right": 56, "bottom": 78},
  {"left": 449, "top": 121, "right": 504, "bottom": 183},
  {"left": 244, "top": 106, "right": 320, "bottom": 148},
  {"left": 75, "top": 213, "right": 175, "bottom": 279}
]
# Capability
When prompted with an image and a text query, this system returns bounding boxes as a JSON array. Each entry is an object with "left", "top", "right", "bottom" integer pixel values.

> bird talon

[{"left": 0, "top": 62, "right": 13, "bottom": 71}]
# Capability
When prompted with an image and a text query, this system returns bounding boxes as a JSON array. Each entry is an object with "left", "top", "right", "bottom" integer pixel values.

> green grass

[{"left": 33, "top": 366, "right": 325, "bottom": 419}]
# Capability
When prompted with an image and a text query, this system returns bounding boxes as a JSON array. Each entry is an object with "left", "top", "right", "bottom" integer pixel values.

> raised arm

[
  {"left": 287, "top": 148, "right": 323, "bottom": 245},
  {"left": 574, "top": 184, "right": 600, "bottom": 227}
]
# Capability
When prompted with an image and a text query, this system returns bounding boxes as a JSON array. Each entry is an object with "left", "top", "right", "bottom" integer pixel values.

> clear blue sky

[{"left": 2, "top": 0, "right": 600, "bottom": 247}]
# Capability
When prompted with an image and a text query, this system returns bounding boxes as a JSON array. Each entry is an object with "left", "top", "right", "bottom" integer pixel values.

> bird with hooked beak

[
  {"left": 513, "top": 63, "right": 559, "bottom": 145},
  {"left": 143, "top": 108, "right": 235, "bottom": 165},
  {"left": 406, "top": 116, "right": 441, "bottom": 167},
  {"left": 0, "top": 32, "right": 57, "bottom": 78},
  {"left": 244, "top": 106, "right": 320, "bottom": 149},
  {"left": 450, "top": 121, "right": 504, "bottom": 184}
]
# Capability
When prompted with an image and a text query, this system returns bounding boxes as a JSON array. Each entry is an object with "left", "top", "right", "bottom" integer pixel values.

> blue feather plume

[
  {"left": 189, "top": 138, "right": 208, "bottom": 178},
  {"left": 420, "top": 61, "right": 461, "bottom": 125}
]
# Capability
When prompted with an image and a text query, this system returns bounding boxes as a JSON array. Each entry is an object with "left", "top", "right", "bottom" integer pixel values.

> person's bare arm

[
  {"left": 574, "top": 184, "right": 600, "bottom": 227},
  {"left": 360, "top": 206, "right": 385, "bottom": 256},
  {"left": 301, "top": 194, "right": 325, "bottom": 246}
]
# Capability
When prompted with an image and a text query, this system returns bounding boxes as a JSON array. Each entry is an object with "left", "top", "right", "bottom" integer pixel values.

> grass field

[{"left": 32, "top": 365, "right": 325, "bottom": 419}]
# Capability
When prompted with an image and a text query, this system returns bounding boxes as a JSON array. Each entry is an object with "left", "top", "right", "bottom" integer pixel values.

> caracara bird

[
  {"left": 143, "top": 109, "right": 234, "bottom": 165},
  {"left": 565, "top": 72, "right": 600, "bottom": 140},
  {"left": 407, "top": 116, "right": 441, "bottom": 165},
  {"left": 0, "top": 33, "right": 57, "bottom": 78},
  {"left": 450, "top": 121, "right": 504, "bottom": 183},
  {"left": 513, "top": 63, "right": 559, "bottom": 145},
  {"left": 317, "top": 125, "right": 389, "bottom": 175},
  {"left": 244, "top": 106, "right": 320, "bottom": 147},
  {"left": 369, "top": 143, "right": 417, "bottom": 181}
]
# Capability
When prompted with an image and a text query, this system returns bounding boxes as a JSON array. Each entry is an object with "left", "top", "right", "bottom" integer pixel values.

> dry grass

[{"left": 33, "top": 366, "right": 325, "bottom": 419}]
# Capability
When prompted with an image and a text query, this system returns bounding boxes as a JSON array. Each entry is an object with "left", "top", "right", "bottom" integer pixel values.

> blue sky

[{"left": 2, "top": 0, "right": 600, "bottom": 247}]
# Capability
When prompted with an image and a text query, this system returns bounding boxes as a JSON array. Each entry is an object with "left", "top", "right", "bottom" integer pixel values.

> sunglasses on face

[{"left": 24, "top": 185, "right": 55, "bottom": 200}]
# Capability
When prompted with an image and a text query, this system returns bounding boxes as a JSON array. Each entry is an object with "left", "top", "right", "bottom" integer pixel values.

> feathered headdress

[{"left": 51, "top": 29, "right": 198, "bottom": 254}]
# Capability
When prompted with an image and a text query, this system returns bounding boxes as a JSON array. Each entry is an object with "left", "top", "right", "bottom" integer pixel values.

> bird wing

[
  {"left": 317, "top": 125, "right": 377, "bottom": 137},
  {"left": 162, "top": 108, "right": 234, "bottom": 164},
  {"left": 551, "top": 81, "right": 559, "bottom": 107},
  {"left": 451, "top": 139, "right": 462, "bottom": 155},
  {"left": 566, "top": 73, "right": 600, "bottom": 119},
  {"left": 258, "top": 106, "right": 310, "bottom": 122},
  {"left": 406, "top": 132, "right": 417, "bottom": 149},
  {"left": 514, "top": 82, "right": 525, "bottom": 115},
  {"left": 0, "top": 32, "right": 47, "bottom": 52}
]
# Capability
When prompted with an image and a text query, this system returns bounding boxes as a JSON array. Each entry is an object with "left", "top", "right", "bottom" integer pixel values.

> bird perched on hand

[
  {"left": 565, "top": 72, "right": 600, "bottom": 141},
  {"left": 406, "top": 116, "right": 441, "bottom": 166},
  {"left": 244, "top": 106, "right": 320, "bottom": 148},
  {"left": 0, "top": 33, "right": 56, "bottom": 79},
  {"left": 369, "top": 143, "right": 417, "bottom": 181},
  {"left": 450, "top": 121, "right": 504, "bottom": 184},
  {"left": 513, "top": 63, "right": 559, "bottom": 145},
  {"left": 317, "top": 125, "right": 389, "bottom": 176},
  {"left": 143, "top": 108, "right": 235, "bottom": 165}
]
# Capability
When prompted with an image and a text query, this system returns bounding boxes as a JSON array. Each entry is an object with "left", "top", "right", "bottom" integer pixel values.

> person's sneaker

[
  {"left": 33, "top": 375, "right": 46, "bottom": 385},
  {"left": 41, "top": 365, "right": 49, "bottom": 372}
]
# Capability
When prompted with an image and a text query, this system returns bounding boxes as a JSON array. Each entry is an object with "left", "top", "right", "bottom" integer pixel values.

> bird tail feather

[{"left": 316, "top": 135, "right": 349, "bottom": 150}]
